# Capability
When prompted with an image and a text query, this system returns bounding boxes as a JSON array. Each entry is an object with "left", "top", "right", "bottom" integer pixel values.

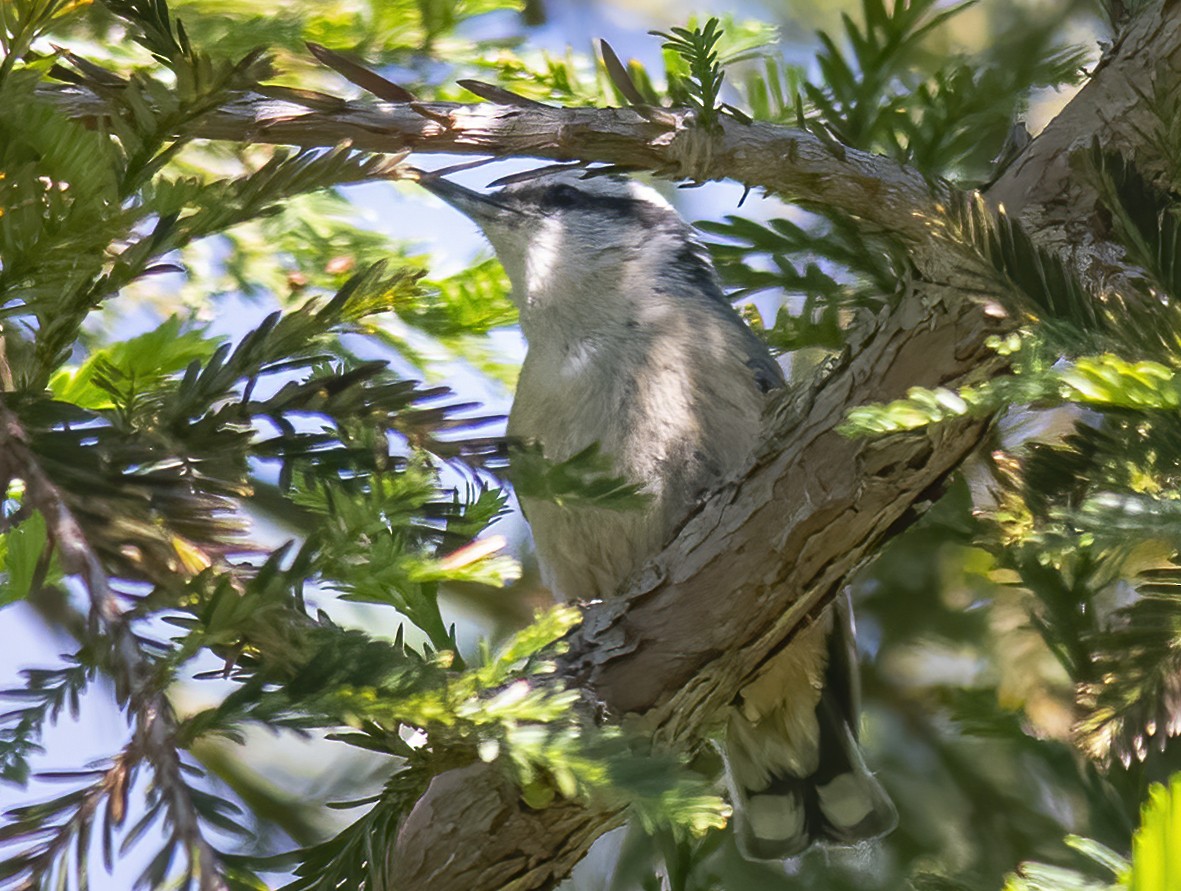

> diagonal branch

[{"left": 390, "top": 295, "right": 1008, "bottom": 891}]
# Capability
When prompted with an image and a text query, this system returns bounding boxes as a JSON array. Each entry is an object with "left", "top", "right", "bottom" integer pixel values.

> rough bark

[
  {"left": 42, "top": 3, "right": 1181, "bottom": 888},
  {"left": 50, "top": 84, "right": 941, "bottom": 239}
]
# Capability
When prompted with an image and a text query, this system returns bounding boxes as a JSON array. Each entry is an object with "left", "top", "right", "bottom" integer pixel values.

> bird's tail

[{"left": 723, "top": 596, "right": 896, "bottom": 859}]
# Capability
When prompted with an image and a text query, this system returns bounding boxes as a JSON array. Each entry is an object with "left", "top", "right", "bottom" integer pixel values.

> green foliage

[
  {"left": 1006, "top": 774, "right": 1181, "bottom": 891},
  {"left": 844, "top": 150, "right": 1181, "bottom": 431},
  {"left": 509, "top": 442, "right": 653, "bottom": 512},
  {"left": 841, "top": 350, "right": 1181, "bottom": 435},
  {"left": 749, "top": 15, "right": 1180, "bottom": 880},
  {"left": 48, "top": 316, "right": 223, "bottom": 412},
  {"left": 653, "top": 19, "right": 743, "bottom": 129},
  {"left": 240, "top": 605, "right": 727, "bottom": 891},
  {"left": 0, "top": 659, "right": 90, "bottom": 784},
  {"left": 844, "top": 119, "right": 1181, "bottom": 891},
  {"left": 1086, "top": 143, "right": 1181, "bottom": 313},
  {"left": 0, "top": 0, "right": 534, "bottom": 886},
  {"left": 0, "top": 9, "right": 720, "bottom": 881},
  {"left": 140, "top": 0, "right": 526, "bottom": 68},
  {"left": 0, "top": 0, "right": 85, "bottom": 81},
  {"left": 277, "top": 770, "right": 429, "bottom": 891},
  {"left": 1129, "top": 775, "right": 1181, "bottom": 891},
  {"left": 295, "top": 468, "right": 515, "bottom": 651},
  {"left": 416, "top": 257, "right": 518, "bottom": 337},
  {"left": 744, "top": 0, "right": 1088, "bottom": 184},
  {"left": 945, "top": 194, "right": 1112, "bottom": 348},
  {"left": 700, "top": 210, "right": 909, "bottom": 351},
  {"left": 458, "top": 14, "right": 776, "bottom": 114},
  {"left": 1076, "top": 571, "right": 1181, "bottom": 767},
  {"left": 1130, "top": 71, "right": 1181, "bottom": 191},
  {"left": 808, "top": 0, "right": 980, "bottom": 146},
  {"left": 1005, "top": 839, "right": 1123, "bottom": 891},
  {"left": 0, "top": 32, "right": 395, "bottom": 390},
  {"left": 202, "top": 193, "right": 520, "bottom": 380},
  {"left": 698, "top": 0, "right": 1086, "bottom": 357},
  {"left": 0, "top": 503, "right": 57, "bottom": 606}
]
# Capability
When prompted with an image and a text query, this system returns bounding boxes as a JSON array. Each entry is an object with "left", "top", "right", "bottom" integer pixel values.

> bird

[{"left": 418, "top": 167, "right": 896, "bottom": 859}]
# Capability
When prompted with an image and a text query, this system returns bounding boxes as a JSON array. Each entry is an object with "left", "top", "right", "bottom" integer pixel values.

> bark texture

[{"left": 44, "top": 4, "right": 1181, "bottom": 888}]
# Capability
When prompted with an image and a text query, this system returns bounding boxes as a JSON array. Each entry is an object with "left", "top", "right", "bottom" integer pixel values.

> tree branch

[{"left": 46, "top": 87, "right": 938, "bottom": 239}]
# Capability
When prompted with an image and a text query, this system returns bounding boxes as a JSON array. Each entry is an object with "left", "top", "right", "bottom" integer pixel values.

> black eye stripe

[
  {"left": 546, "top": 184, "right": 585, "bottom": 209},
  {"left": 539, "top": 186, "right": 627, "bottom": 213},
  {"left": 514, "top": 186, "right": 671, "bottom": 228}
]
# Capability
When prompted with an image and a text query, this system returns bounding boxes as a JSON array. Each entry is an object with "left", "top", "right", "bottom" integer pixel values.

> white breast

[{"left": 508, "top": 302, "right": 768, "bottom": 602}]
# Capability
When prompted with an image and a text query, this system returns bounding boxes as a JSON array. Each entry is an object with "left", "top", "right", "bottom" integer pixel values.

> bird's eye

[{"left": 546, "top": 184, "right": 583, "bottom": 209}]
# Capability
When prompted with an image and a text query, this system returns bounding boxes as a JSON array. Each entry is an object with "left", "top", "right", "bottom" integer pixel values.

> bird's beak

[{"left": 417, "top": 174, "right": 522, "bottom": 225}]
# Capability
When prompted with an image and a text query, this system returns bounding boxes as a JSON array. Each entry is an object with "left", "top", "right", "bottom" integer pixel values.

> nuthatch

[{"left": 420, "top": 169, "right": 896, "bottom": 858}]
